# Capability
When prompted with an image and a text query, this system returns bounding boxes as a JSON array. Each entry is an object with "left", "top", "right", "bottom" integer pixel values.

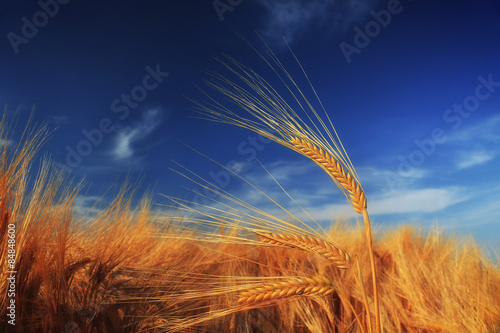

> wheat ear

[
  {"left": 238, "top": 276, "right": 335, "bottom": 303},
  {"left": 258, "top": 232, "right": 351, "bottom": 269},
  {"left": 288, "top": 137, "right": 367, "bottom": 214}
]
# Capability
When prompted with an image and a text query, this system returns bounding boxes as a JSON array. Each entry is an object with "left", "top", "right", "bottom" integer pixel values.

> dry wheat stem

[
  {"left": 362, "top": 209, "right": 380, "bottom": 333},
  {"left": 258, "top": 232, "right": 351, "bottom": 269},
  {"left": 238, "top": 276, "right": 335, "bottom": 303},
  {"left": 288, "top": 136, "right": 367, "bottom": 214}
]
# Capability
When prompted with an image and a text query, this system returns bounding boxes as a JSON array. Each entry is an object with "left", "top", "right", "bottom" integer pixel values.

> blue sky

[{"left": 1, "top": 0, "right": 499, "bottom": 254}]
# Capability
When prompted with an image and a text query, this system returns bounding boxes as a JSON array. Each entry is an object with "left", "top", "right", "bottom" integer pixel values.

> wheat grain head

[
  {"left": 288, "top": 136, "right": 367, "bottom": 214},
  {"left": 258, "top": 232, "right": 351, "bottom": 269},
  {"left": 238, "top": 276, "right": 335, "bottom": 303}
]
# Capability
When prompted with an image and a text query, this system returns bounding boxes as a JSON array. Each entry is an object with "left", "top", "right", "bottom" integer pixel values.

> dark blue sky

[{"left": 1, "top": 0, "right": 499, "bottom": 252}]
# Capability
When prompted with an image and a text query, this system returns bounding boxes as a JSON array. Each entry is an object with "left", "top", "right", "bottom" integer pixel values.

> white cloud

[
  {"left": 265, "top": 160, "right": 313, "bottom": 181},
  {"left": 73, "top": 194, "right": 104, "bottom": 218},
  {"left": 282, "top": 187, "right": 468, "bottom": 223},
  {"left": 256, "top": 0, "right": 381, "bottom": 44},
  {"left": 455, "top": 151, "right": 495, "bottom": 170},
  {"left": 444, "top": 115, "right": 500, "bottom": 171},
  {"left": 368, "top": 187, "right": 468, "bottom": 214},
  {"left": 449, "top": 114, "right": 500, "bottom": 143},
  {"left": 358, "top": 166, "right": 427, "bottom": 189},
  {"left": 112, "top": 108, "right": 161, "bottom": 160}
]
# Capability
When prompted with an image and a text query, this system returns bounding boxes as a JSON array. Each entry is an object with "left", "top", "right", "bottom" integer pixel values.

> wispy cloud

[
  {"left": 449, "top": 114, "right": 500, "bottom": 143},
  {"left": 209, "top": 182, "right": 470, "bottom": 230},
  {"left": 455, "top": 151, "right": 495, "bottom": 170},
  {"left": 358, "top": 166, "right": 427, "bottom": 189},
  {"left": 265, "top": 160, "right": 313, "bottom": 181},
  {"left": 368, "top": 187, "right": 468, "bottom": 215},
  {"left": 445, "top": 115, "right": 500, "bottom": 171},
  {"left": 73, "top": 194, "right": 104, "bottom": 218},
  {"left": 256, "top": 0, "right": 381, "bottom": 44},
  {"left": 49, "top": 115, "right": 71, "bottom": 126},
  {"left": 112, "top": 108, "right": 161, "bottom": 160},
  {"left": 283, "top": 187, "right": 469, "bottom": 222}
]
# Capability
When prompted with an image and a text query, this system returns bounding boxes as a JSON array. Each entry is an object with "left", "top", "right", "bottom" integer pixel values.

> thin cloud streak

[
  {"left": 73, "top": 194, "right": 104, "bottom": 218},
  {"left": 455, "top": 151, "right": 495, "bottom": 170},
  {"left": 112, "top": 108, "right": 161, "bottom": 160},
  {"left": 48, "top": 115, "right": 71, "bottom": 126},
  {"left": 256, "top": 0, "right": 381, "bottom": 44},
  {"left": 368, "top": 187, "right": 468, "bottom": 214},
  {"left": 448, "top": 114, "right": 500, "bottom": 143},
  {"left": 288, "top": 187, "right": 468, "bottom": 222}
]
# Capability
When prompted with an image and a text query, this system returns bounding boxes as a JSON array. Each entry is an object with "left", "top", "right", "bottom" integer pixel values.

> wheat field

[{"left": 1, "top": 44, "right": 500, "bottom": 332}]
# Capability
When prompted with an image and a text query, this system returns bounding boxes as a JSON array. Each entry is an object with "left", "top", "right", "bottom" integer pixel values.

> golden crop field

[{"left": 1, "top": 45, "right": 500, "bottom": 332}]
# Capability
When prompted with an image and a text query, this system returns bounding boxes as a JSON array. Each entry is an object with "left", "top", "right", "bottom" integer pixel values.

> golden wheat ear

[
  {"left": 257, "top": 232, "right": 351, "bottom": 269},
  {"left": 238, "top": 276, "right": 335, "bottom": 304},
  {"left": 288, "top": 137, "right": 367, "bottom": 214}
]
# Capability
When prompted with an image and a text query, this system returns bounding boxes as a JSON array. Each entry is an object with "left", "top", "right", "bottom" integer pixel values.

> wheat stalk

[
  {"left": 258, "top": 232, "right": 351, "bottom": 269},
  {"left": 193, "top": 42, "right": 381, "bottom": 333},
  {"left": 288, "top": 136, "right": 367, "bottom": 214},
  {"left": 238, "top": 276, "right": 335, "bottom": 303}
]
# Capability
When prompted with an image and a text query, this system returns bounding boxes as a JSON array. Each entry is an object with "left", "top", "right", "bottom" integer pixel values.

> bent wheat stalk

[
  {"left": 193, "top": 39, "right": 381, "bottom": 332},
  {"left": 238, "top": 276, "right": 335, "bottom": 304},
  {"left": 258, "top": 232, "right": 351, "bottom": 269}
]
